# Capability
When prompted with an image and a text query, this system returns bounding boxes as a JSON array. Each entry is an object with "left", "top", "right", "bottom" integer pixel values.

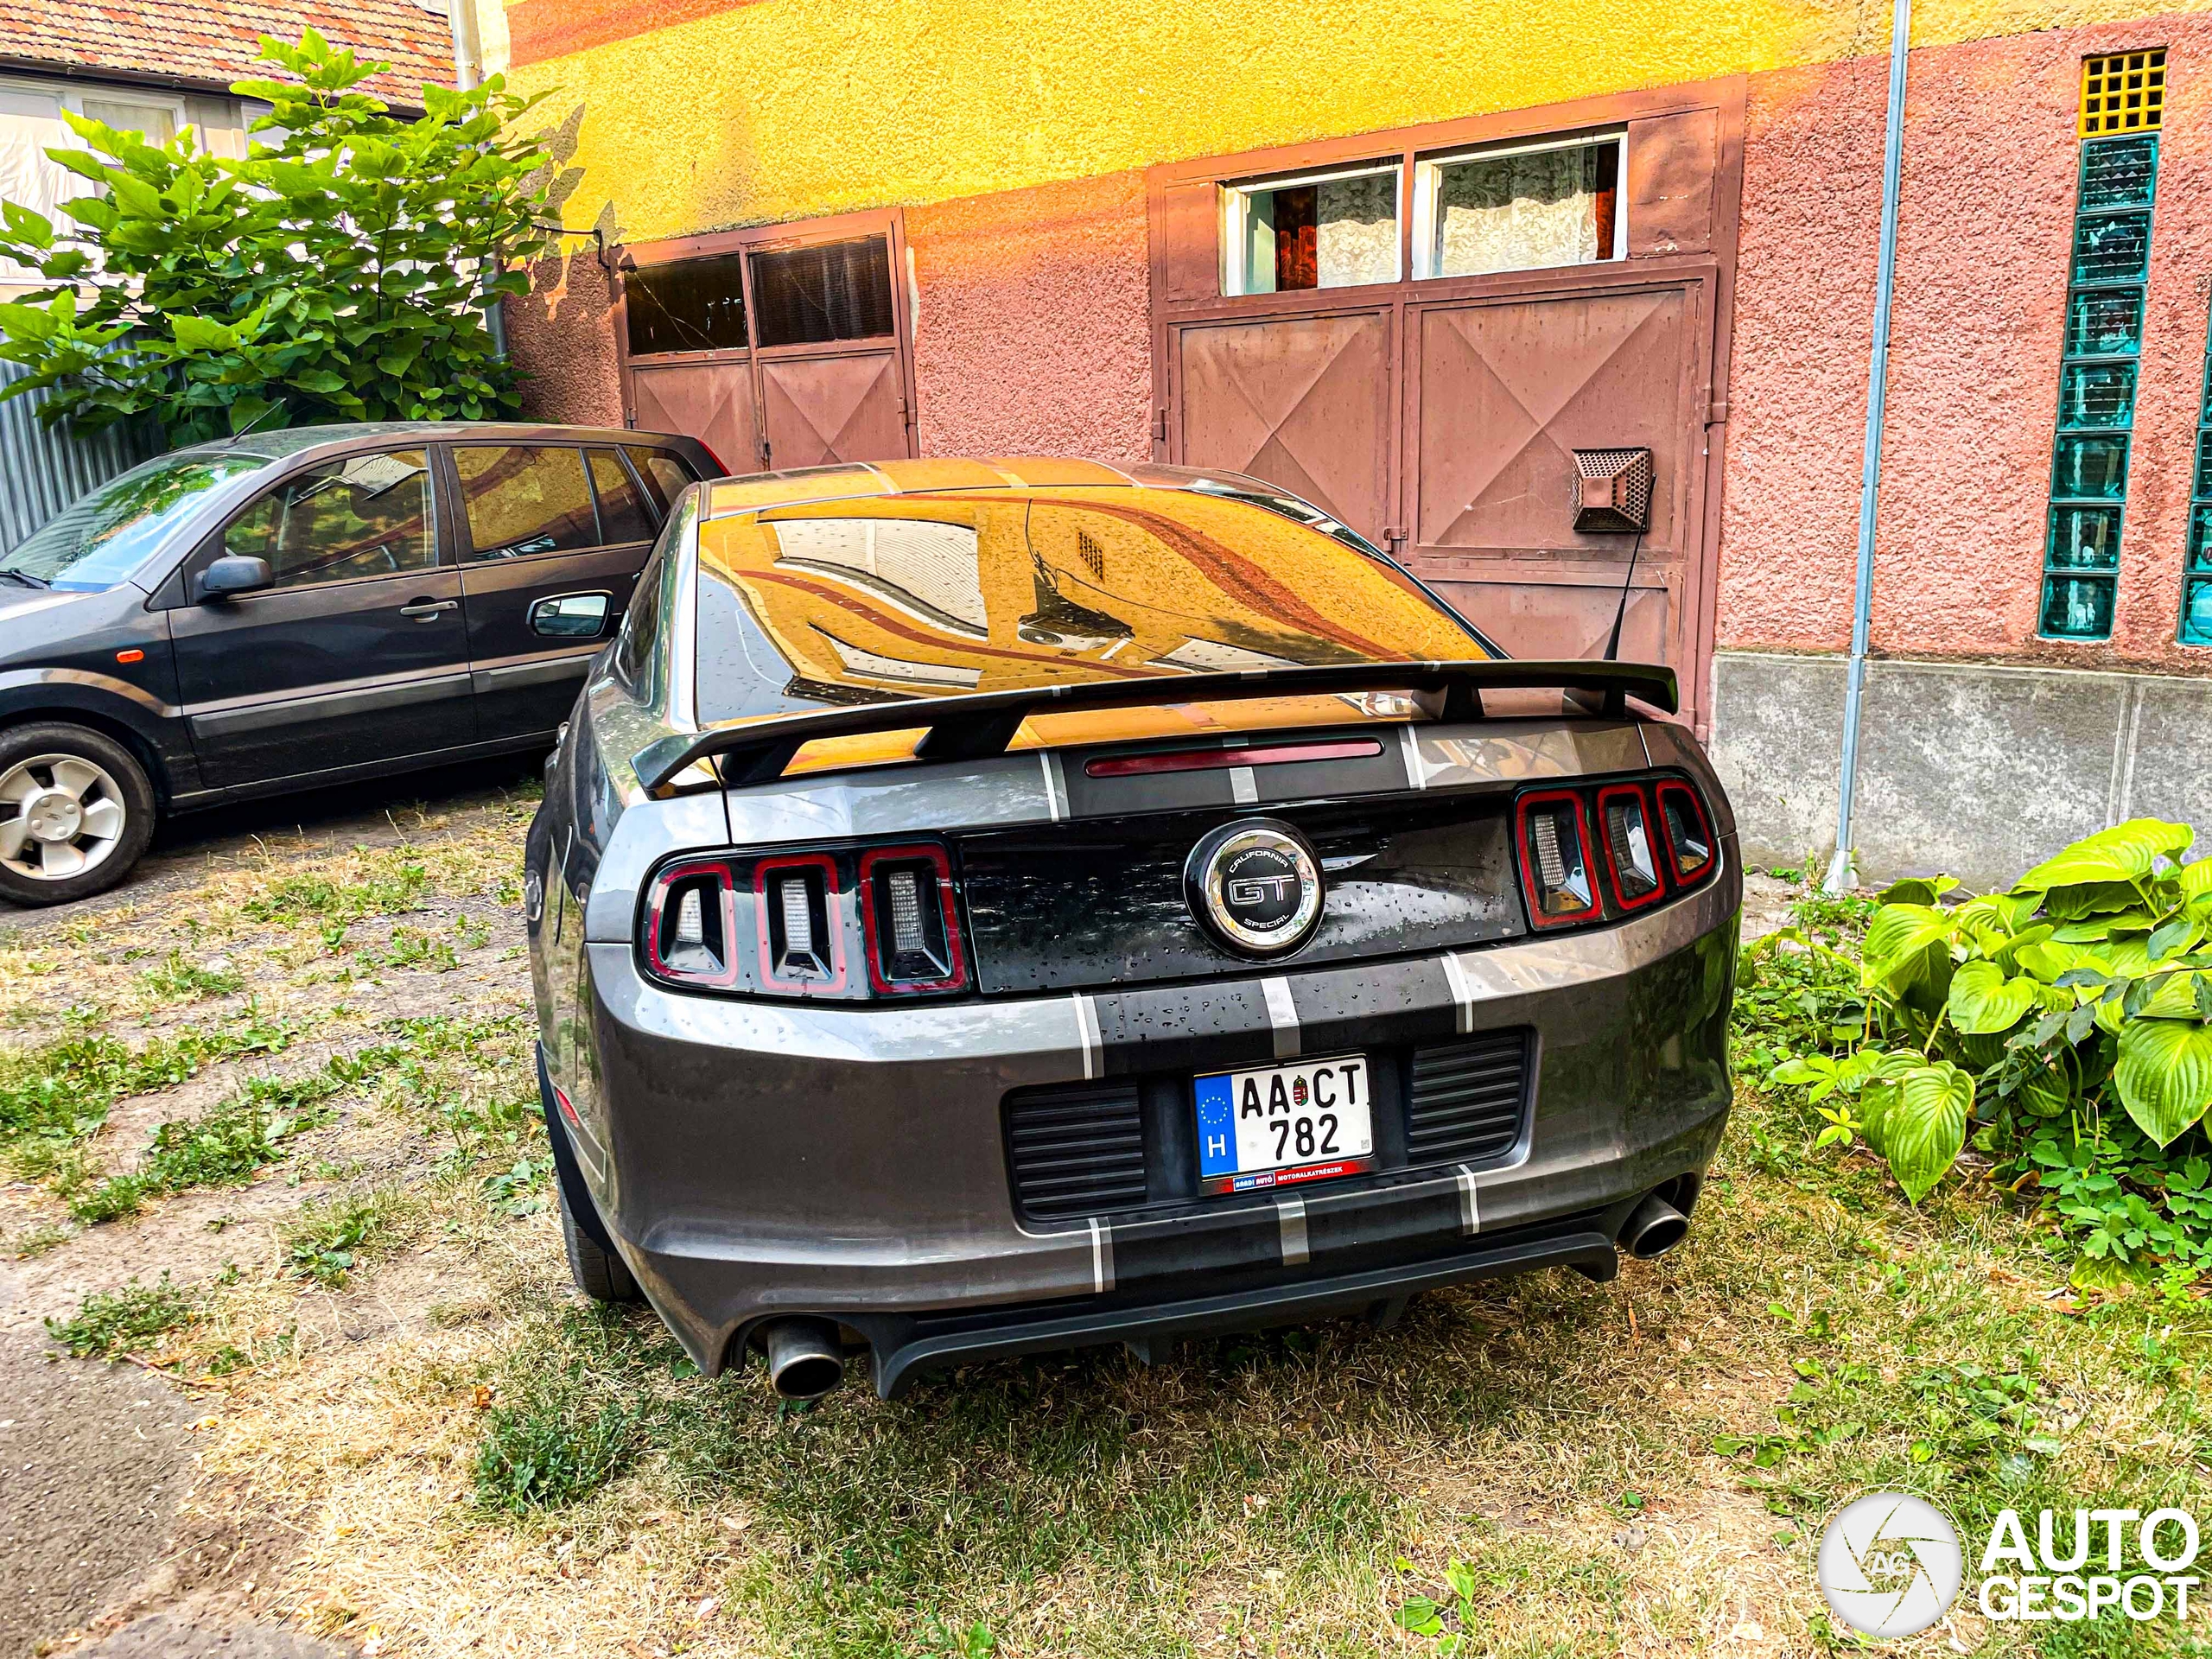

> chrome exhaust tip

[
  {"left": 1620, "top": 1192, "right": 1691, "bottom": 1260},
  {"left": 762, "top": 1317, "right": 846, "bottom": 1400}
]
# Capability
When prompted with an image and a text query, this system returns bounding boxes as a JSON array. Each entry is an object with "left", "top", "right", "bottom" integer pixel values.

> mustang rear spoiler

[{"left": 632, "top": 658, "right": 1678, "bottom": 795}]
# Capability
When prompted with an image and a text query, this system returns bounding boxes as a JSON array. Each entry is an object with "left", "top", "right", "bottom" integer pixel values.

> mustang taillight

[
  {"left": 1656, "top": 780, "right": 1714, "bottom": 882},
  {"left": 1597, "top": 783, "right": 1664, "bottom": 911},
  {"left": 1515, "top": 789, "right": 1599, "bottom": 927},
  {"left": 641, "top": 842, "right": 968, "bottom": 1000},
  {"left": 859, "top": 845, "right": 968, "bottom": 993},
  {"left": 755, "top": 853, "right": 844, "bottom": 992},
  {"left": 644, "top": 859, "right": 740, "bottom": 986}
]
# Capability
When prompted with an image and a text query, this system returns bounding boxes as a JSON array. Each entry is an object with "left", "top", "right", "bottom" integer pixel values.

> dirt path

[{"left": 1, "top": 766, "right": 541, "bottom": 1657}]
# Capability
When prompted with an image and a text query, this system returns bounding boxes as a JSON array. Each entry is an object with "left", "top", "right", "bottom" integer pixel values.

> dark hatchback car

[
  {"left": 529, "top": 457, "right": 1739, "bottom": 1400},
  {"left": 0, "top": 422, "right": 713, "bottom": 906}
]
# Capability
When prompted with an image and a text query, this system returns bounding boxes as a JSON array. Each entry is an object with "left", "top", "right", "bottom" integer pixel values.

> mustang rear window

[{"left": 690, "top": 491, "right": 1491, "bottom": 727}]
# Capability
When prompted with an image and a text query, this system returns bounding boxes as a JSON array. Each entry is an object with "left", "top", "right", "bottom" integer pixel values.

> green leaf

[
  {"left": 1883, "top": 1062, "right": 1974, "bottom": 1204},
  {"left": 2148, "top": 917, "right": 2202, "bottom": 963},
  {"left": 2018, "top": 820, "right": 2194, "bottom": 893},
  {"left": 1880, "top": 875, "right": 1959, "bottom": 906},
  {"left": 2113, "top": 1020, "right": 2212, "bottom": 1146},
  {"left": 168, "top": 313, "right": 238, "bottom": 352},
  {"left": 1947, "top": 962, "right": 2039, "bottom": 1034},
  {"left": 1861, "top": 903, "right": 1953, "bottom": 992}
]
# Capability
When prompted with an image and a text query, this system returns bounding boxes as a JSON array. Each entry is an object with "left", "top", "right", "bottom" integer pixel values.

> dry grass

[{"left": 4, "top": 794, "right": 2209, "bottom": 1658}]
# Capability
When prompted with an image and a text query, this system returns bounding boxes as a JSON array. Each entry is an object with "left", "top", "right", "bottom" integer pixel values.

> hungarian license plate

[{"left": 1193, "top": 1054, "right": 1375, "bottom": 1194}]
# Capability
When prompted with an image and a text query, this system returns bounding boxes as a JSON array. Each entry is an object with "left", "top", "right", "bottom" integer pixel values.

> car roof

[
  {"left": 699, "top": 458, "right": 1294, "bottom": 519},
  {"left": 175, "top": 421, "right": 694, "bottom": 464}
]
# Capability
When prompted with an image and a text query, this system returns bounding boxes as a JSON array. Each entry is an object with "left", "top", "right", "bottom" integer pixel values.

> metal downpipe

[{"left": 1825, "top": 0, "right": 1912, "bottom": 895}]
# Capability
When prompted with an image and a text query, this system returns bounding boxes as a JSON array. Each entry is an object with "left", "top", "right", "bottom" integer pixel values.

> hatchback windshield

[{"left": 0, "top": 450, "right": 274, "bottom": 591}]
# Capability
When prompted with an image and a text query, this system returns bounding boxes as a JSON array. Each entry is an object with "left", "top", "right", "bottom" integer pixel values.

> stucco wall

[
  {"left": 906, "top": 172, "right": 1153, "bottom": 461},
  {"left": 504, "top": 245, "right": 623, "bottom": 429},
  {"left": 1717, "top": 14, "right": 2212, "bottom": 674}
]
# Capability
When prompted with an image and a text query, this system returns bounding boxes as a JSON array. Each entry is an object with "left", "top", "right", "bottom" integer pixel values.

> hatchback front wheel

[{"left": 0, "top": 722, "right": 156, "bottom": 907}]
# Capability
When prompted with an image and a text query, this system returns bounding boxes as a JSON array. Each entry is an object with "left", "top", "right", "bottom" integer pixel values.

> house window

[
  {"left": 2039, "top": 129, "right": 2158, "bottom": 641},
  {"left": 1223, "top": 165, "right": 1400, "bottom": 296},
  {"left": 1413, "top": 134, "right": 1624, "bottom": 279},
  {"left": 2080, "top": 49, "right": 2165, "bottom": 137}
]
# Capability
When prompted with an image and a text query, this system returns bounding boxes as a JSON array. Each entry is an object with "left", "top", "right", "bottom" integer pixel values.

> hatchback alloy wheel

[{"left": 0, "top": 753, "right": 131, "bottom": 883}]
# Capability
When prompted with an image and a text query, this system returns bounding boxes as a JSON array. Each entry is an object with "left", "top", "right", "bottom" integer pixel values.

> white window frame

[
  {"left": 1411, "top": 129, "right": 1628, "bottom": 282},
  {"left": 1219, "top": 161, "right": 1403, "bottom": 297},
  {"left": 58, "top": 85, "right": 191, "bottom": 146}
]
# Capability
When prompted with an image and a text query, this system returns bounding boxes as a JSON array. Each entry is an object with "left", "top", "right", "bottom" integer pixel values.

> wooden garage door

[
  {"left": 1172, "top": 309, "right": 1395, "bottom": 544},
  {"left": 1407, "top": 272, "right": 1714, "bottom": 665}
]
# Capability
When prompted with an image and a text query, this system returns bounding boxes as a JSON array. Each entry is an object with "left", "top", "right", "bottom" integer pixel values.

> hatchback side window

[
  {"left": 222, "top": 450, "right": 435, "bottom": 588},
  {"left": 625, "top": 446, "right": 702, "bottom": 514},
  {"left": 455, "top": 446, "right": 598, "bottom": 561},
  {"left": 588, "top": 450, "right": 656, "bottom": 543}
]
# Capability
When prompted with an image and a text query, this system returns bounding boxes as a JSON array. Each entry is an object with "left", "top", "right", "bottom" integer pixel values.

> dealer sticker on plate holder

[{"left": 1193, "top": 1053, "right": 1376, "bottom": 1194}]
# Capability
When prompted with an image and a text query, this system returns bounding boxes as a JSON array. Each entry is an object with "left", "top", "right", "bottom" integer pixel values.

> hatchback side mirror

[
  {"left": 531, "top": 592, "right": 611, "bottom": 639},
  {"left": 197, "top": 556, "right": 272, "bottom": 601}
]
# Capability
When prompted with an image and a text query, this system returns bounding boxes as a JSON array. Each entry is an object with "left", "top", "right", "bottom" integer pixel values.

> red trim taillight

[
  {"left": 754, "top": 853, "right": 847, "bottom": 993},
  {"left": 643, "top": 858, "right": 741, "bottom": 987},
  {"left": 1515, "top": 789, "right": 1599, "bottom": 928},
  {"left": 1656, "top": 780, "right": 1715, "bottom": 884},
  {"left": 858, "top": 844, "right": 969, "bottom": 994},
  {"left": 1595, "top": 783, "right": 1665, "bottom": 912}
]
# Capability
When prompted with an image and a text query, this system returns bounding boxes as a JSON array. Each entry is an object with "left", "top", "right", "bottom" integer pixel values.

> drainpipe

[
  {"left": 448, "top": 0, "right": 509, "bottom": 362},
  {"left": 1823, "top": 0, "right": 1911, "bottom": 895}
]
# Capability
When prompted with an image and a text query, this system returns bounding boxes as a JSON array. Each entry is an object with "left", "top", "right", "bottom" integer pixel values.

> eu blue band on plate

[{"left": 1194, "top": 1072, "right": 1237, "bottom": 1180}]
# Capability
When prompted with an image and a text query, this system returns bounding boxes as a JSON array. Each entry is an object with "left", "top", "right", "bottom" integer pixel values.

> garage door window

[
  {"left": 1224, "top": 166, "right": 1399, "bottom": 295},
  {"left": 1414, "top": 134, "right": 1624, "bottom": 278},
  {"left": 625, "top": 252, "right": 748, "bottom": 354},
  {"left": 749, "top": 237, "right": 896, "bottom": 346}
]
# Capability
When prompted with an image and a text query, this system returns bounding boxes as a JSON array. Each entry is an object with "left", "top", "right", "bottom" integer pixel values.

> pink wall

[
  {"left": 906, "top": 171, "right": 1154, "bottom": 461},
  {"left": 505, "top": 246, "right": 625, "bottom": 429},
  {"left": 1719, "top": 16, "right": 2212, "bottom": 671}
]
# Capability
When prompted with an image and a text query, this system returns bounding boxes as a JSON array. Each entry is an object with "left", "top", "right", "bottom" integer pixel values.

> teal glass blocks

[
  {"left": 2042, "top": 133, "right": 2158, "bottom": 640},
  {"left": 2185, "top": 302, "right": 2212, "bottom": 646}
]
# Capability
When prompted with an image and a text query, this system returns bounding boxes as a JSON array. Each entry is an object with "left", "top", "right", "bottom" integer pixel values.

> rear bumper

[{"left": 567, "top": 842, "right": 1740, "bottom": 1380}]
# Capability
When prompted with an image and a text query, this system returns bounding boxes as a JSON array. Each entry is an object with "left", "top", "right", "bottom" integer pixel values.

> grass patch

[
  {"left": 0, "top": 1002, "right": 298, "bottom": 1154},
  {"left": 137, "top": 949, "right": 244, "bottom": 1003},
  {"left": 9, "top": 1220, "right": 70, "bottom": 1258},
  {"left": 243, "top": 861, "right": 430, "bottom": 933},
  {"left": 45, "top": 1274, "right": 198, "bottom": 1359},
  {"left": 282, "top": 1192, "right": 404, "bottom": 1287},
  {"left": 63, "top": 1072, "right": 343, "bottom": 1223}
]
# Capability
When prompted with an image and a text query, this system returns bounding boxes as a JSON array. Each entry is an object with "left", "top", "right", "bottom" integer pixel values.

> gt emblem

[{"left": 1183, "top": 818, "right": 1325, "bottom": 960}]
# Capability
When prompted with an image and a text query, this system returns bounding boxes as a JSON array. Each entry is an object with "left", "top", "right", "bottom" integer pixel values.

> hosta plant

[{"left": 1770, "top": 819, "right": 2212, "bottom": 1227}]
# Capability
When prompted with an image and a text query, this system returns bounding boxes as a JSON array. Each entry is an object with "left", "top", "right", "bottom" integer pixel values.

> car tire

[
  {"left": 0, "top": 722, "right": 157, "bottom": 908},
  {"left": 560, "top": 1181, "right": 642, "bottom": 1304}
]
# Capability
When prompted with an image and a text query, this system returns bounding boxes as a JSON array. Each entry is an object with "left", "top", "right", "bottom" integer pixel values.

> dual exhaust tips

[{"left": 757, "top": 1190, "right": 1691, "bottom": 1400}]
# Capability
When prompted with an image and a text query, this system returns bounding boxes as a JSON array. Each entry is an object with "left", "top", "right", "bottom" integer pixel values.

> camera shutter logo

[{"left": 1817, "top": 1492, "right": 1965, "bottom": 1638}]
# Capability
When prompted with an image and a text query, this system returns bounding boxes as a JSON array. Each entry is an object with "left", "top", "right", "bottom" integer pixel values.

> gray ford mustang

[{"left": 526, "top": 457, "right": 1739, "bottom": 1400}]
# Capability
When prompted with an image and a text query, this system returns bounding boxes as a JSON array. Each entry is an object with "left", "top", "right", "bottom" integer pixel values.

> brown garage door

[
  {"left": 1149, "top": 87, "right": 1741, "bottom": 730},
  {"left": 619, "top": 213, "right": 918, "bottom": 475}
]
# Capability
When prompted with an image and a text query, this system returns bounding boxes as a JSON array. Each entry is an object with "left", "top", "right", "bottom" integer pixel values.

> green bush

[
  {"left": 1764, "top": 819, "right": 2212, "bottom": 1271},
  {"left": 45, "top": 1274, "right": 197, "bottom": 1358},
  {"left": 0, "top": 30, "right": 555, "bottom": 442}
]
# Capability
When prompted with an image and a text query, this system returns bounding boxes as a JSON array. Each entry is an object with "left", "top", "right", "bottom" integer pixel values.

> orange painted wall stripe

[{"left": 505, "top": 0, "right": 762, "bottom": 68}]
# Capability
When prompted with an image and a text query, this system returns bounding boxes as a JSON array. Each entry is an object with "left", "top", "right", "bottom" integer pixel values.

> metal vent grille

[
  {"left": 2081, "top": 50, "right": 2164, "bottom": 137},
  {"left": 1572, "top": 447, "right": 1654, "bottom": 533},
  {"left": 1006, "top": 1080, "right": 1147, "bottom": 1220},
  {"left": 1407, "top": 1030, "right": 1531, "bottom": 1166}
]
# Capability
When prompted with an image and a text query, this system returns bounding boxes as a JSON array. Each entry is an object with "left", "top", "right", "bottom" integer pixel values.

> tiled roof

[{"left": 0, "top": 0, "right": 454, "bottom": 107}]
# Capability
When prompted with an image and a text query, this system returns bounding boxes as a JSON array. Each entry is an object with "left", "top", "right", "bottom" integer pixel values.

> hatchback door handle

[{"left": 399, "top": 597, "right": 458, "bottom": 620}]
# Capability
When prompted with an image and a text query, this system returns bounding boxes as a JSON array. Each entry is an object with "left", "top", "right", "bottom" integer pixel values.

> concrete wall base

[{"left": 1708, "top": 650, "right": 2212, "bottom": 891}]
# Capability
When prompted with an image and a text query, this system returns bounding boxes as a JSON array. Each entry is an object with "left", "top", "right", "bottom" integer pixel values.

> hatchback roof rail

[{"left": 633, "top": 658, "right": 1679, "bottom": 795}]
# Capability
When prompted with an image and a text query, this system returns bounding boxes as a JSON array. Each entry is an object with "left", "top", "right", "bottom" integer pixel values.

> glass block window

[
  {"left": 2040, "top": 130, "right": 2158, "bottom": 640},
  {"left": 2182, "top": 312, "right": 2212, "bottom": 646},
  {"left": 1223, "top": 165, "right": 1400, "bottom": 295},
  {"left": 2080, "top": 49, "right": 2165, "bottom": 137}
]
